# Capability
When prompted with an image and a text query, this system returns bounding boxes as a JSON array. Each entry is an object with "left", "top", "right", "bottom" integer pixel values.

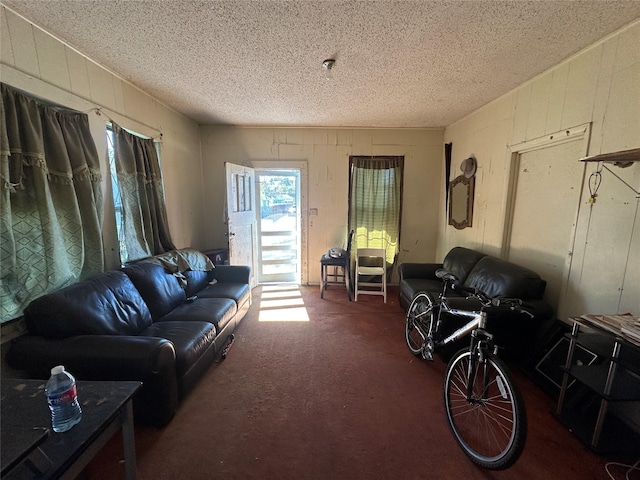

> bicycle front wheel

[
  {"left": 405, "top": 293, "right": 436, "bottom": 356},
  {"left": 443, "top": 349, "right": 527, "bottom": 470}
]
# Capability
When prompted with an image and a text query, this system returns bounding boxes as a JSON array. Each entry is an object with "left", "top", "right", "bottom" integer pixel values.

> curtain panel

[
  {"left": 111, "top": 122, "right": 174, "bottom": 263},
  {"left": 0, "top": 83, "right": 103, "bottom": 322},
  {"left": 348, "top": 156, "right": 404, "bottom": 266}
]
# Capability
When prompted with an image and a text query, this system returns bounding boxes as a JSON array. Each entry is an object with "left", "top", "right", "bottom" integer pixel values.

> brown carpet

[{"left": 87, "top": 285, "right": 633, "bottom": 480}]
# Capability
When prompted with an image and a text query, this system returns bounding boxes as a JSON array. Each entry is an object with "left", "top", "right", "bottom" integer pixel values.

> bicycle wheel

[
  {"left": 443, "top": 348, "right": 527, "bottom": 470},
  {"left": 405, "top": 293, "right": 436, "bottom": 357}
]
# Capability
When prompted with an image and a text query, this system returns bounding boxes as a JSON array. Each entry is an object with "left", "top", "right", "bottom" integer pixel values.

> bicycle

[{"left": 405, "top": 269, "right": 533, "bottom": 470}]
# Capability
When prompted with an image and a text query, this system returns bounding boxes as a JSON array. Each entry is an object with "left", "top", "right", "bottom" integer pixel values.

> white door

[
  {"left": 505, "top": 140, "right": 586, "bottom": 320},
  {"left": 225, "top": 162, "right": 258, "bottom": 288}
]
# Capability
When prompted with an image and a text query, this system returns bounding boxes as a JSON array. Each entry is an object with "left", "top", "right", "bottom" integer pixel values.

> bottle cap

[{"left": 51, "top": 365, "right": 65, "bottom": 375}]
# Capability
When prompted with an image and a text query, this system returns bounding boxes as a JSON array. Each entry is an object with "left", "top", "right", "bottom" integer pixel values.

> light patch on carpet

[
  {"left": 258, "top": 306, "right": 309, "bottom": 322},
  {"left": 260, "top": 286, "right": 302, "bottom": 299},
  {"left": 260, "top": 297, "right": 304, "bottom": 308},
  {"left": 258, "top": 285, "right": 310, "bottom": 321}
]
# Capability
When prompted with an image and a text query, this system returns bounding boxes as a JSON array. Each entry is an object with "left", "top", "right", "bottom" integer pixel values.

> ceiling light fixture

[{"left": 322, "top": 59, "right": 335, "bottom": 80}]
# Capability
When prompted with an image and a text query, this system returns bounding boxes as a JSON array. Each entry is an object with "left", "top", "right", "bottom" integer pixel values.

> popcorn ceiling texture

[{"left": 3, "top": 0, "right": 640, "bottom": 128}]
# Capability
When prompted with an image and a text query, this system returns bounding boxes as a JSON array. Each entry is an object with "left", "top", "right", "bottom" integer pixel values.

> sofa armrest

[
  {"left": 398, "top": 263, "right": 443, "bottom": 281},
  {"left": 520, "top": 299, "right": 555, "bottom": 323},
  {"left": 210, "top": 265, "right": 251, "bottom": 284},
  {"left": 7, "top": 335, "right": 174, "bottom": 377},
  {"left": 6, "top": 335, "right": 179, "bottom": 427}
]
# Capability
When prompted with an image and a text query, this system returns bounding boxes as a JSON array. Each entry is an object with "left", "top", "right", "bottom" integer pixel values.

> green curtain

[
  {"left": 0, "top": 83, "right": 103, "bottom": 322},
  {"left": 111, "top": 122, "right": 175, "bottom": 263},
  {"left": 348, "top": 156, "right": 404, "bottom": 266}
]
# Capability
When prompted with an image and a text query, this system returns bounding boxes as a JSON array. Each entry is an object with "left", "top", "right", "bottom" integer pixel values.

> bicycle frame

[
  {"left": 434, "top": 301, "right": 483, "bottom": 348},
  {"left": 431, "top": 280, "right": 491, "bottom": 352},
  {"left": 410, "top": 276, "right": 500, "bottom": 367},
  {"left": 434, "top": 289, "right": 502, "bottom": 405}
]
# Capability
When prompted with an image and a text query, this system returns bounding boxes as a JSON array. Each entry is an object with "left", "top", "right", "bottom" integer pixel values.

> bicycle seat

[{"left": 436, "top": 269, "right": 458, "bottom": 283}]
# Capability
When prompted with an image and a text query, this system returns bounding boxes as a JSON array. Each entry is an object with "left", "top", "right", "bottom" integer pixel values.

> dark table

[{"left": 1, "top": 379, "right": 141, "bottom": 480}]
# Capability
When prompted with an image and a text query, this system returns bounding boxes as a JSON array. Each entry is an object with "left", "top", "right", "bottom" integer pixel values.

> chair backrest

[
  {"left": 356, "top": 248, "right": 386, "bottom": 268},
  {"left": 346, "top": 230, "right": 354, "bottom": 257}
]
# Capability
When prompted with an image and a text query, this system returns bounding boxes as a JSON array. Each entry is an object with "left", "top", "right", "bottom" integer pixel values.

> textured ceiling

[{"left": 3, "top": 1, "right": 640, "bottom": 128}]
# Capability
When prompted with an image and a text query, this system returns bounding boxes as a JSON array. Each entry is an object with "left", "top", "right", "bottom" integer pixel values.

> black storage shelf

[
  {"left": 556, "top": 408, "right": 640, "bottom": 455},
  {"left": 561, "top": 364, "right": 640, "bottom": 401},
  {"left": 568, "top": 332, "right": 615, "bottom": 357},
  {"left": 556, "top": 318, "right": 640, "bottom": 454},
  {"left": 566, "top": 332, "right": 640, "bottom": 374}
]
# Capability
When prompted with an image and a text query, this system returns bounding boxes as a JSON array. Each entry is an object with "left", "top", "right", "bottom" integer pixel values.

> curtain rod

[
  {"left": 84, "top": 107, "right": 163, "bottom": 141},
  {"left": 2, "top": 71, "right": 164, "bottom": 141}
]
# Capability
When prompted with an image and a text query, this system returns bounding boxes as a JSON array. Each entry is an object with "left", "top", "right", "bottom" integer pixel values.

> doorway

[
  {"left": 256, "top": 169, "right": 301, "bottom": 284},
  {"left": 504, "top": 124, "right": 590, "bottom": 320}
]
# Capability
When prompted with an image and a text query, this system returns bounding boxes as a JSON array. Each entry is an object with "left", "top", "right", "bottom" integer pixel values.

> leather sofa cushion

[
  {"left": 123, "top": 262, "right": 186, "bottom": 320},
  {"left": 442, "top": 247, "right": 487, "bottom": 284},
  {"left": 159, "top": 298, "right": 237, "bottom": 334},
  {"left": 24, "top": 271, "right": 153, "bottom": 338},
  {"left": 398, "top": 263, "right": 443, "bottom": 281},
  {"left": 464, "top": 256, "right": 546, "bottom": 299},
  {"left": 141, "top": 321, "right": 216, "bottom": 377},
  {"left": 400, "top": 278, "right": 446, "bottom": 303},
  {"left": 183, "top": 270, "right": 210, "bottom": 298},
  {"left": 197, "top": 282, "right": 251, "bottom": 306}
]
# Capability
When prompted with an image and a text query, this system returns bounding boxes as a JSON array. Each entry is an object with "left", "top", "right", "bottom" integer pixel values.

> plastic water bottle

[{"left": 45, "top": 365, "right": 82, "bottom": 432}]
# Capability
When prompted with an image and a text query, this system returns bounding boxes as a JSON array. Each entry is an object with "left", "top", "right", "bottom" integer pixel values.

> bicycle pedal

[{"left": 421, "top": 350, "right": 434, "bottom": 361}]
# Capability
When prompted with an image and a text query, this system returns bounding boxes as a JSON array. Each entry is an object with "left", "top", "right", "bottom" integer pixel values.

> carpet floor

[{"left": 86, "top": 285, "right": 638, "bottom": 480}]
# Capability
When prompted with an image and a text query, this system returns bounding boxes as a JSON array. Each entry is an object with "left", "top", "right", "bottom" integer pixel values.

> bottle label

[{"left": 47, "top": 385, "right": 77, "bottom": 406}]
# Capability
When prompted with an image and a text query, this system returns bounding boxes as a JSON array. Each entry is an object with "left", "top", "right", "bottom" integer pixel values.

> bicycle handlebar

[{"left": 436, "top": 268, "right": 534, "bottom": 318}]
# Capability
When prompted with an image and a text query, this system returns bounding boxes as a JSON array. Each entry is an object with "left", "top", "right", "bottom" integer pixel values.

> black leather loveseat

[
  {"left": 399, "top": 246, "right": 554, "bottom": 361},
  {"left": 6, "top": 248, "right": 251, "bottom": 427}
]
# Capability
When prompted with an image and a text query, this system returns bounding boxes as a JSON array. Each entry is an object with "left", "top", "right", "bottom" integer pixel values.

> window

[
  {"left": 107, "top": 123, "right": 174, "bottom": 265},
  {"left": 106, "top": 127, "right": 128, "bottom": 263},
  {"left": 348, "top": 156, "right": 404, "bottom": 266}
]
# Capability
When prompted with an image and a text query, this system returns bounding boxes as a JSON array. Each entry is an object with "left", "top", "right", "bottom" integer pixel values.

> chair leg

[
  {"left": 354, "top": 276, "right": 358, "bottom": 302},
  {"left": 383, "top": 274, "right": 387, "bottom": 303},
  {"left": 321, "top": 262, "right": 351, "bottom": 299}
]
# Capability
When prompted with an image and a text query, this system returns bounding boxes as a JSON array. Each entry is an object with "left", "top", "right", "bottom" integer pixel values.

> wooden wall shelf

[{"left": 580, "top": 148, "right": 640, "bottom": 168}]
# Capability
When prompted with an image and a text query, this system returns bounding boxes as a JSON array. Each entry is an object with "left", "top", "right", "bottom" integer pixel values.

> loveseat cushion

[
  {"left": 122, "top": 262, "right": 186, "bottom": 320},
  {"left": 463, "top": 256, "right": 546, "bottom": 299},
  {"left": 159, "top": 298, "right": 237, "bottom": 334},
  {"left": 399, "top": 278, "right": 444, "bottom": 305},
  {"left": 141, "top": 321, "right": 216, "bottom": 378},
  {"left": 24, "top": 271, "right": 153, "bottom": 338},
  {"left": 442, "top": 247, "right": 487, "bottom": 284}
]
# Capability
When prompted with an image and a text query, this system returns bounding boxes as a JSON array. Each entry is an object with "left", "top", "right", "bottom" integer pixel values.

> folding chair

[{"left": 354, "top": 248, "right": 387, "bottom": 303}]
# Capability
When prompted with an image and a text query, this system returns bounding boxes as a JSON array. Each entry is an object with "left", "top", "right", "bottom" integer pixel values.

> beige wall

[
  {"left": 2, "top": 3, "right": 637, "bottom": 310},
  {"left": 200, "top": 127, "right": 444, "bottom": 284},
  {"left": 0, "top": 6, "right": 206, "bottom": 267},
  {"left": 440, "top": 20, "right": 640, "bottom": 319}
]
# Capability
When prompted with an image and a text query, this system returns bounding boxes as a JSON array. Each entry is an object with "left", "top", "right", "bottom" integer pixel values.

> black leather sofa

[
  {"left": 6, "top": 248, "right": 251, "bottom": 427},
  {"left": 399, "top": 246, "right": 554, "bottom": 361}
]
